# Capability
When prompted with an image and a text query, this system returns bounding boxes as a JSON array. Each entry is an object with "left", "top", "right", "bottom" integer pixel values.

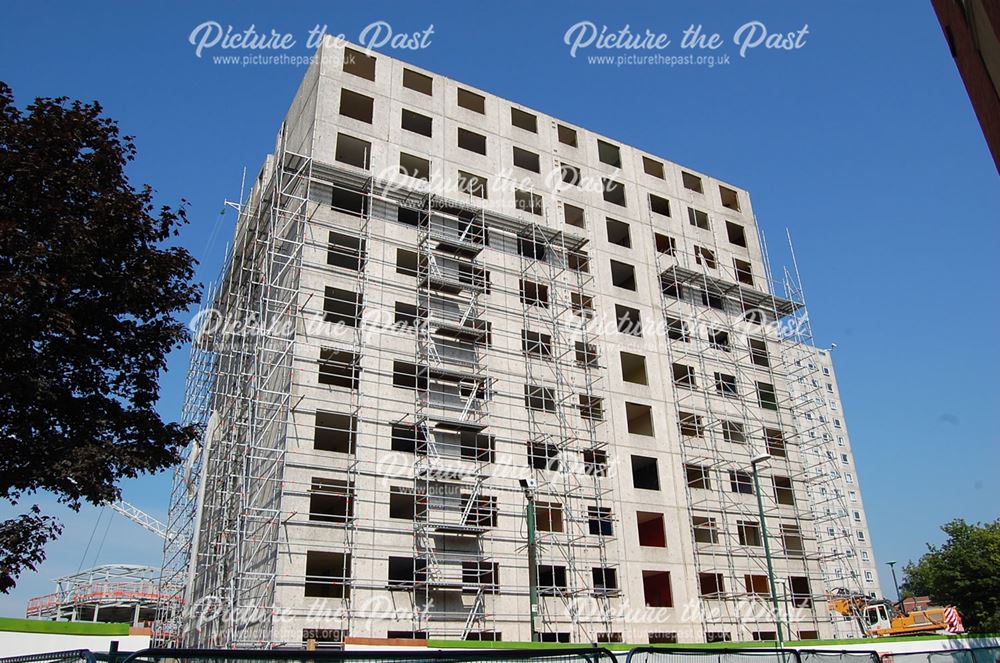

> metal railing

[{"left": 122, "top": 648, "right": 618, "bottom": 663}]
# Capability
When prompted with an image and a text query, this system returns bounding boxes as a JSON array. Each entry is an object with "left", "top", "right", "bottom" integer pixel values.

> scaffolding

[{"left": 27, "top": 565, "right": 177, "bottom": 626}]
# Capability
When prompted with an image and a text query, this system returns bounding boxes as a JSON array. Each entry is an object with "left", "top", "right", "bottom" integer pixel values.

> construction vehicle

[{"left": 828, "top": 589, "right": 957, "bottom": 637}]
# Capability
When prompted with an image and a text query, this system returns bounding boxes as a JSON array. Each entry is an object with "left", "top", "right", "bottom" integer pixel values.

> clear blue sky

[{"left": 1, "top": 0, "right": 997, "bottom": 617}]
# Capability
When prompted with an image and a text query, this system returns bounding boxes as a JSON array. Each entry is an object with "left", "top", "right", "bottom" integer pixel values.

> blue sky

[{"left": 1, "top": 1, "right": 997, "bottom": 617}]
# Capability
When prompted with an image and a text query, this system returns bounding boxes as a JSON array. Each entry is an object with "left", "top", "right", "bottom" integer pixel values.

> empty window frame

[
  {"left": 642, "top": 570, "right": 673, "bottom": 607},
  {"left": 512, "top": 146, "right": 541, "bottom": 172},
  {"left": 655, "top": 232, "right": 676, "bottom": 255},
  {"left": 625, "top": 402, "right": 654, "bottom": 436},
  {"left": 682, "top": 171, "right": 704, "bottom": 193},
  {"left": 304, "top": 551, "right": 351, "bottom": 598},
  {"left": 744, "top": 574, "right": 769, "bottom": 596},
  {"left": 517, "top": 235, "right": 546, "bottom": 260},
  {"left": 564, "top": 203, "right": 585, "bottom": 228},
  {"left": 727, "top": 221, "right": 748, "bottom": 247},
  {"left": 606, "top": 218, "right": 631, "bottom": 247},
  {"left": 395, "top": 248, "right": 418, "bottom": 277},
  {"left": 535, "top": 502, "right": 564, "bottom": 532},
  {"left": 525, "top": 384, "right": 556, "bottom": 412},
  {"left": 729, "top": 470, "right": 754, "bottom": 495},
  {"left": 781, "top": 524, "right": 804, "bottom": 555},
  {"left": 714, "top": 372, "right": 738, "bottom": 398},
  {"left": 528, "top": 439, "right": 559, "bottom": 471},
  {"left": 458, "top": 170, "right": 488, "bottom": 198},
  {"left": 557, "top": 124, "right": 578, "bottom": 146},
  {"left": 309, "top": 478, "right": 354, "bottom": 523},
  {"left": 588, "top": 506, "right": 614, "bottom": 536},
  {"left": 765, "top": 428, "right": 787, "bottom": 457},
  {"left": 388, "top": 556, "right": 426, "bottom": 588},
  {"left": 749, "top": 338, "right": 770, "bottom": 367},
  {"left": 720, "top": 185, "right": 741, "bottom": 211},
  {"left": 568, "top": 250, "right": 589, "bottom": 273},
  {"left": 318, "top": 349, "right": 360, "bottom": 389},
  {"left": 706, "top": 632, "right": 733, "bottom": 643},
  {"left": 693, "top": 516, "right": 719, "bottom": 544},
  {"left": 672, "top": 363, "right": 697, "bottom": 389},
  {"left": 335, "top": 133, "right": 372, "bottom": 169},
  {"left": 649, "top": 194, "right": 671, "bottom": 217},
  {"left": 514, "top": 189, "right": 543, "bottom": 216},
  {"left": 699, "top": 572, "right": 725, "bottom": 597},
  {"left": 597, "top": 139, "right": 622, "bottom": 167},
  {"left": 538, "top": 564, "right": 568, "bottom": 595},
  {"left": 511, "top": 107, "right": 538, "bottom": 132},
  {"left": 789, "top": 576, "right": 812, "bottom": 607},
  {"left": 402, "top": 68, "right": 433, "bottom": 95},
  {"left": 560, "top": 162, "right": 581, "bottom": 187},
  {"left": 709, "top": 329, "right": 731, "bottom": 352},
  {"left": 679, "top": 411, "right": 704, "bottom": 437},
  {"left": 522, "top": 329, "right": 553, "bottom": 358},
  {"left": 327, "top": 231, "right": 366, "bottom": 271},
  {"left": 615, "top": 304, "right": 642, "bottom": 336},
  {"left": 688, "top": 207, "right": 711, "bottom": 230},
  {"left": 694, "top": 245, "right": 717, "bottom": 269},
  {"left": 390, "top": 424, "right": 426, "bottom": 454},
  {"left": 700, "top": 287, "right": 725, "bottom": 310},
  {"left": 637, "top": 511, "right": 667, "bottom": 547},
  {"left": 602, "top": 178, "right": 627, "bottom": 206},
  {"left": 457, "top": 127, "right": 487, "bottom": 155},
  {"left": 343, "top": 47, "right": 375, "bottom": 80},
  {"left": 391, "top": 361, "right": 425, "bottom": 390},
  {"left": 774, "top": 476, "right": 795, "bottom": 505},
  {"left": 520, "top": 279, "right": 550, "bottom": 307},
  {"left": 620, "top": 351, "right": 648, "bottom": 385},
  {"left": 457, "top": 88, "right": 485, "bottom": 113},
  {"left": 578, "top": 394, "right": 604, "bottom": 421},
  {"left": 631, "top": 455, "right": 660, "bottom": 490},
  {"left": 339, "top": 89, "right": 374, "bottom": 123},
  {"left": 572, "top": 292, "right": 595, "bottom": 318},
  {"left": 401, "top": 109, "right": 433, "bottom": 138},
  {"left": 575, "top": 341, "right": 599, "bottom": 367},
  {"left": 314, "top": 411, "right": 356, "bottom": 454},
  {"left": 583, "top": 448, "right": 609, "bottom": 477},
  {"left": 722, "top": 420, "right": 746, "bottom": 444},
  {"left": 462, "top": 561, "right": 499, "bottom": 593},
  {"left": 757, "top": 381, "right": 779, "bottom": 411},
  {"left": 610, "top": 260, "right": 637, "bottom": 291},
  {"left": 593, "top": 566, "right": 618, "bottom": 592},
  {"left": 737, "top": 520, "right": 762, "bottom": 546},
  {"left": 399, "top": 152, "right": 430, "bottom": 181},
  {"left": 685, "top": 464, "right": 711, "bottom": 489},
  {"left": 643, "top": 156, "right": 665, "bottom": 179},
  {"left": 394, "top": 302, "right": 418, "bottom": 329},
  {"left": 734, "top": 258, "right": 754, "bottom": 285},
  {"left": 323, "top": 287, "right": 362, "bottom": 326},
  {"left": 667, "top": 316, "right": 690, "bottom": 342}
]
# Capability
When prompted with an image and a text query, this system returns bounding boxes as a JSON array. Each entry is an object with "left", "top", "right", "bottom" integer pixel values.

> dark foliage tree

[
  {"left": 0, "top": 82, "right": 200, "bottom": 592},
  {"left": 902, "top": 518, "right": 1000, "bottom": 633}
]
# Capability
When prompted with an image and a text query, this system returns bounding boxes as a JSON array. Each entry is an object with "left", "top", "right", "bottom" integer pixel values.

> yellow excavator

[{"left": 828, "top": 589, "right": 957, "bottom": 637}]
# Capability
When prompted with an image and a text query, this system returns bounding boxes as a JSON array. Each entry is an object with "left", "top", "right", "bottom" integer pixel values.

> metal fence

[
  {"left": 625, "top": 647, "right": 801, "bottom": 663},
  {"left": 0, "top": 651, "right": 96, "bottom": 663},
  {"left": 120, "top": 648, "right": 619, "bottom": 663},
  {"left": 799, "top": 650, "right": 880, "bottom": 663},
  {"left": 883, "top": 648, "right": 1000, "bottom": 663}
]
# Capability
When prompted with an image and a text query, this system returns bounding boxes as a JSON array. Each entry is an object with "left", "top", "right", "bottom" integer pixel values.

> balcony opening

[
  {"left": 402, "top": 68, "right": 433, "bottom": 95},
  {"left": 310, "top": 478, "right": 354, "bottom": 523},
  {"left": 727, "top": 221, "right": 748, "bottom": 247},
  {"left": 649, "top": 194, "right": 671, "bottom": 217},
  {"left": 304, "top": 551, "right": 351, "bottom": 598},
  {"left": 642, "top": 570, "right": 673, "bottom": 607},
  {"left": 513, "top": 146, "right": 541, "bottom": 173},
  {"left": 602, "top": 178, "right": 626, "bottom": 206},
  {"left": 343, "top": 47, "right": 375, "bottom": 80},
  {"left": 457, "top": 88, "right": 485, "bottom": 113},
  {"left": 637, "top": 511, "right": 666, "bottom": 547},
  {"left": 693, "top": 516, "right": 719, "bottom": 544},
  {"left": 457, "top": 127, "right": 487, "bottom": 155},
  {"left": 327, "top": 231, "right": 366, "bottom": 271},
  {"left": 511, "top": 107, "right": 538, "bottom": 132},
  {"left": 397, "top": 205, "right": 421, "bottom": 226},
  {"left": 461, "top": 433, "right": 495, "bottom": 463},
  {"left": 558, "top": 124, "right": 578, "bottom": 146},
  {"left": 462, "top": 561, "right": 499, "bottom": 593},
  {"left": 335, "top": 133, "right": 371, "bottom": 170},
  {"left": 314, "top": 411, "right": 356, "bottom": 454},
  {"left": 401, "top": 108, "right": 432, "bottom": 137},
  {"left": 720, "top": 185, "right": 741, "bottom": 211},
  {"left": 324, "top": 287, "right": 362, "bottom": 327},
  {"left": 606, "top": 218, "right": 631, "bottom": 247},
  {"left": 610, "top": 260, "right": 637, "bottom": 291},
  {"left": 620, "top": 351, "right": 648, "bottom": 385},
  {"left": 682, "top": 171, "right": 703, "bottom": 193},
  {"left": 517, "top": 235, "right": 546, "bottom": 260},
  {"left": 399, "top": 152, "right": 430, "bottom": 181},
  {"left": 625, "top": 402, "right": 654, "bottom": 436},
  {"left": 643, "top": 157, "right": 665, "bottom": 179},
  {"left": 699, "top": 572, "right": 724, "bottom": 598},
  {"left": 700, "top": 287, "right": 725, "bottom": 311},
  {"left": 339, "top": 89, "right": 374, "bottom": 123},
  {"left": 318, "top": 349, "right": 360, "bottom": 389},
  {"left": 597, "top": 139, "right": 622, "bottom": 167},
  {"left": 568, "top": 250, "right": 589, "bottom": 273},
  {"left": 631, "top": 455, "right": 660, "bottom": 490}
]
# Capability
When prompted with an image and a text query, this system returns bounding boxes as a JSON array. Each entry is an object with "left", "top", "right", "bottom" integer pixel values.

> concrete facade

[{"left": 178, "top": 39, "right": 877, "bottom": 648}]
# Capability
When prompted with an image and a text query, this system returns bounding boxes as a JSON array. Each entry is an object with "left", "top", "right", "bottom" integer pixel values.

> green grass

[{"left": 0, "top": 616, "right": 130, "bottom": 635}]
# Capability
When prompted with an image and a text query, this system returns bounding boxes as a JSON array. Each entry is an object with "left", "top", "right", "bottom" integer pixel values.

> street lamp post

[
  {"left": 751, "top": 453, "right": 785, "bottom": 645},
  {"left": 887, "top": 560, "right": 903, "bottom": 612},
  {"left": 520, "top": 478, "right": 540, "bottom": 642}
]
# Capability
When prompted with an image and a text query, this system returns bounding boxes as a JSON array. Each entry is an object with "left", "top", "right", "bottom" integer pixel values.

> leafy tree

[
  {"left": 0, "top": 83, "right": 200, "bottom": 592},
  {"left": 902, "top": 518, "right": 1000, "bottom": 633}
]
